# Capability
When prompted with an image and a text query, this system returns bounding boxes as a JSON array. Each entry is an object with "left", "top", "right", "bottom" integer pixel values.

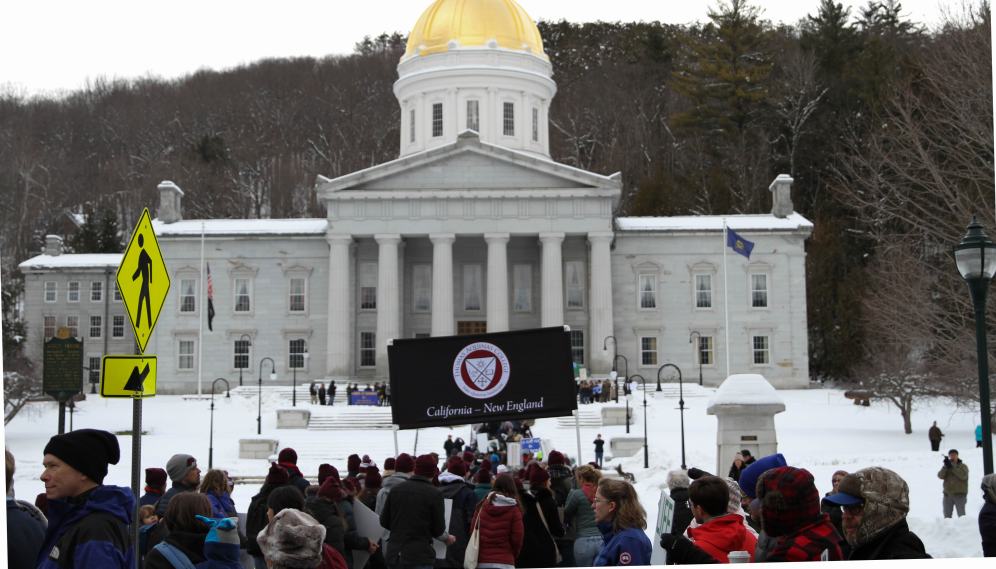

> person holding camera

[{"left": 938, "top": 449, "right": 969, "bottom": 518}]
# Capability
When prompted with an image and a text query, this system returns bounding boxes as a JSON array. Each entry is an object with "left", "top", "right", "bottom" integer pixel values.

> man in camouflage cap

[{"left": 822, "top": 466, "right": 931, "bottom": 560}]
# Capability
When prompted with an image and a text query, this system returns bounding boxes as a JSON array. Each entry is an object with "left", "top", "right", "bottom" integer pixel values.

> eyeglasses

[
  {"left": 592, "top": 498, "right": 611, "bottom": 505},
  {"left": 843, "top": 503, "right": 865, "bottom": 516}
]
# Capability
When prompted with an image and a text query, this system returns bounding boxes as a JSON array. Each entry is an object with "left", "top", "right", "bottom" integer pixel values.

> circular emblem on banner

[{"left": 452, "top": 342, "right": 511, "bottom": 399}]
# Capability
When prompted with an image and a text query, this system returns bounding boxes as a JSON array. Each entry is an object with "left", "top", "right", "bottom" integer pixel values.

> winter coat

[
  {"left": 686, "top": 514, "right": 757, "bottom": 563},
  {"left": 436, "top": 478, "right": 479, "bottom": 568},
  {"left": 206, "top": 490, "right": 234, "bottom": 519},
  {"left": 564, "top": 488, "right": 600, "bottom": 538},
  {"left": 929, "top": 425, "right": 943, "bottom": 441},
  {"left": 842, "top": 518, "right": 931, "bottom": 560},
  {"left": 755, "top": 530, "right": 778, "bottom": 562},
  {"left": 339, "top": 497, "right": 371, "bottom": 569},
  {"left": 981, "top": 501, "right": 996, "bottom": 557},
  {"left": 317, "top": 543, "right": 350, "bottom": 569},
  {"left": 379, "top": 475, "right": 447, "bottom": 565},
  {"left": 593, "top": 439, "right": 605, "bottom": 453},
  {"left": 245, "top": 482, "right": 287, "bottom": 556},
  {"left": 979, "top": 426, "right": 985, "bottom": 442},
  {"left": 7, "top": 499, "right": 45, "bottom": 568},
  {"left": 474, "top": 483, "right": 493, "bottom": 504},
  {"left": 669, "top": 487, "right": 694, "bottom": 537},
  {"left": 281, "top": 463, "right": 312, "bottom": 495},
  {"left": 938, "top": 460, "right": 970, "bottom": 495},
  {"left": 375, "top": 472, "right": 410, "bottom": 543},
  {"left": 308, "top": 497, "right": 348, "bottom": 559},
  {"left": 594, "top": 521, "right": 652, "bottom": 567},
  {"left": 156, "top": 480, "right": 197, "bottom": 518},
  {"left": 35, "top": 485, "right": 134, "bottom": 569},
  {"left": 765, "top": 514, "right": 842, "bottom": 562},
  {"left": 516, "top": 487, "right": 565, "bottom": 568},
  {"left": 470, "top": 495, "right": 524, "bottom": 565},
  {"left": 144, "top": 529, "right": 209, "bottom": 568},
  {"left": 728, "top": 462, "right": 747, "bottom": 483},
  {"left": 139, "top": 489, "right": 163, "bottom": 508},
  {"left": 548, "top": 464, "right": 574, "bottom": 539}
]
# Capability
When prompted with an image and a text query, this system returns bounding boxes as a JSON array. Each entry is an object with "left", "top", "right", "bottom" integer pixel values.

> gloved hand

[
  {"left": 659, "top": 533, "right": 680, "bottom": 551},
  {"left": 944, "top": 457, "right": 952, "bottom": 469}
]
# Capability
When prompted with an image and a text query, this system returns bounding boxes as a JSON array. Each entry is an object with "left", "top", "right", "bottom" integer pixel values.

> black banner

[{"left": 387, "top": 327, "right": 578, "bottom": 430}]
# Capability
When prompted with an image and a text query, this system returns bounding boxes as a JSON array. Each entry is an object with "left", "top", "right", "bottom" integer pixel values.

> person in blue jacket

[
  {"left": 592, "top": 478, "right": 652, "bottom": 566},
  {"left": 978, "top": 425, "right": 985, "bottom": 448},
  {"left": 35, "top": 428, "right": 134, "bottom": 569},
  {"left": 6, "top": 448, "right": 46, "bottom": 569}
]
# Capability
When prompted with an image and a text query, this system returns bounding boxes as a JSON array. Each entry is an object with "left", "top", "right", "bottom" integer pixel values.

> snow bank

[
  {"left": 152, "top": 219, "right": 328, "bottom": 236},
  {"left": 18, "top": 253, "right": 123, "bottom": 269},
  {"left": 617, "top": 212, "right": 812, "bottom": 232}
]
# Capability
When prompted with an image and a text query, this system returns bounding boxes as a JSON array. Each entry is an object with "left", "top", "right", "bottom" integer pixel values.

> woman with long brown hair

[
  {"left": 591, "top": 478, "right": 652, "bottom": 567},
  {"left": 470, "top": 472, "right": 524, "bottom": 569},
  {"left": 200, "top": 469, "right": 235, "bottom": 519},
  {"left": 144, "top": 492, "right": 214, "bottom": 568}
]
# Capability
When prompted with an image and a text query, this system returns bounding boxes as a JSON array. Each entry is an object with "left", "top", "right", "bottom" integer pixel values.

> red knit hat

[
  {"left": 448, "top": 461, "right": 467, "bottom": 477},
  {"left": 462, "top": 451, "right": 474, "bottom": 464},
  {"left": 384, "top": 457, "right": 396, "bottom": 470},
  {"left": 480, "top": 458, "right": 493, "bottom": 472},
  {"left": 514, "top": 477, "right": 524, "bottom": 489},
  {"left": 365, "top": 468, "right": 383, "bottom": 488},
  {"left": 266, "top": 462, "right": 289, "bottom": 484},
  {"left": 414, "top": 454, "right": 437, "bottom": 478},
  {"left": 477, "top": 470, "right": 492, "bottom": 484},
  {"left": 318, "top": 464, "right": 334, "bottom": 485},
  {"left": 328, "top": 465, "right": 341, "bottom": 483},
  {"left": 344, "top": 478, "right": 360, "bottom": 494},
  {"left": 347, "top": 454, "right": 361, "bottom": 472},
  {"left": 145, "top": 467, "right": 167, "bottom": 488},
  {"left": 278, "top": 448, "right": 298, "bottom": 464},
  {"left": 395, "top": 453, "right": 415, "bottom": 473},
  {"left": 548, "top": 451, "right": 565, "bottom": 465},
  {"left": 529, "top": 466, "right": 551, "bottom": 487},
  {"left": 317, "top": 476, "right": 343, "bottom": 501}
]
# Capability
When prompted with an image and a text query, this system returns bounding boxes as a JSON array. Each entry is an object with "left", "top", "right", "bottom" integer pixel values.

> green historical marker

[{"left": 43, "top": 329, "right": 84, "bottom": 434}]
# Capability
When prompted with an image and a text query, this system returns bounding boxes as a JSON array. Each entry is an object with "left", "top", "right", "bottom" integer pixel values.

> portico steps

[{"left": 307, "top": 407, "right": 395, "bottom": 430}]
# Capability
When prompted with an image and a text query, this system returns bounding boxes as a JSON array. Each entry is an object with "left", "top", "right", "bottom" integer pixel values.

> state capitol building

[{"left": 18, "top": 0, "right": 813, "bottom": 394}]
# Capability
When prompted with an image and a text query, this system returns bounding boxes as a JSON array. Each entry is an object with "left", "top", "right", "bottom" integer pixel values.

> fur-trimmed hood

[{"left": 258, "top": 509, "right": 326, "bottom": 568}]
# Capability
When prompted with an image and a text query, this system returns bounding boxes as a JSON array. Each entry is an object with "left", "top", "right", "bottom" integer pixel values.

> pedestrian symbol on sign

[{"left": 132, "top": 235, "right": 154, "bottom": 328}]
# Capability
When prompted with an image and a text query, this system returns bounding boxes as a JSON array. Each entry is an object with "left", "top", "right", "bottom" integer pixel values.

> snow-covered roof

[
  {"left": 152, "top": 219, "right": 328, "bottom": 236},
  {"left": 707, "top": 374, "right": 787, "bottom": 408},
  {"left": 18, "top": 253, "right": 123, "bottom": 270},
  {"left": 617, "top": 212, "right": 813, "bottom": 233}
]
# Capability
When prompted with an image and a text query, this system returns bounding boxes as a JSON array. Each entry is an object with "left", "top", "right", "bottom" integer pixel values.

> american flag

[{"left": 207, "top": 262, "right": 215, "bottom": 331}]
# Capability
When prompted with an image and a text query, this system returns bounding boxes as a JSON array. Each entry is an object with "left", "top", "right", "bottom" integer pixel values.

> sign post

[
  {"left": 43, "top": 332, "right": 84, "bottom": 434},
  {"left": 106, "top": 207, "right": 169, "bottom": 568}
]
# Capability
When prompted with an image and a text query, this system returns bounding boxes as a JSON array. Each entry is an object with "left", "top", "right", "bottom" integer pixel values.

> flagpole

[
  {"left": 723, "top": 219, "right": 730, "bottom": 379},
  {"left": 198, "top": 222, "right": 205, "bottom": 399}
]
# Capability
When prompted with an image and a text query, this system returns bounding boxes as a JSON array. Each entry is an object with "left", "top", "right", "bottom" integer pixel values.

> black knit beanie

[{"left": 43, "top": 429, "right": 120, "bottom": 484}]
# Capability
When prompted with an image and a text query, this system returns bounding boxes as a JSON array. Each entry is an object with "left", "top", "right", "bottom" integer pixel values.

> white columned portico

[
  {"left": 375, "top": 234, "right": 401, "bottom": 376},
  {"left": 485, "top": 233, "right": 510, "bottom": 332},
  {"left": 326, "top": 234, "right": 353, "bottom": 378},
  {"left": 430, "top": 234, "right": 456, "bottom": 337},
  {"left": 540, "top": 232, "right": 565, "bottom": 327},
  {"left": 588, "top": 232, "right": 614, "bottom": 374}
]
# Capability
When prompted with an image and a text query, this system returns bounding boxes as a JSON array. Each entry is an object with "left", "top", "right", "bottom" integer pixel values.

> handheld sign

[
  {"left": 650, "top": 490, "right": 676, "bottom": 565},
  {"left": 116, "top": 208, "right": 170, "bottom": 353},
  {"left": 100, "top": 355, "right": 157, "bottom": 398},
  {"left": 387, "top": 327, "right": 577, "bottom": 429}
]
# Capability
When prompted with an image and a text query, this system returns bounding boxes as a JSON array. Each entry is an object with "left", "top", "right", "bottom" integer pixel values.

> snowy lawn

[{"left": 5, "top": 387, "right": 993, "bottom": 559}]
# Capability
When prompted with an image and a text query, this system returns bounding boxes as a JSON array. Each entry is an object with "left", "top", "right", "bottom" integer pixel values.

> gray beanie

[
  {"left": 166, "top": 454, "right": 198, "bottom": 483},
  {"left": 258, "top": 509, "right": 326, "bottom": 568}
]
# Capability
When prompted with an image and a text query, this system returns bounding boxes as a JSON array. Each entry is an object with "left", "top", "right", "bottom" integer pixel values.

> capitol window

[
  {"left": 698, "top": 336, "right": 714, "bottom": 365},
  {"left": 463, "top": 264, "right": 482, "bottom": 311},
  {"left": 432, "top": 103, "right": 443, "bottom": 137},
  {"left": 467, "top": 100, "right": 480, "bottom": 132},
  {"left": 44, "top": 282, "right": 57, "bottom": 303},
  {"left": 90, "top": 281, "right": 102, "bottom": 302},
  {"left": 360, "top": 263, "right": 377, "bottom": 309},
  {"left": 532, "top": 108, "right": 539, "bottom": 142},
  {"left": 44, "top": 316, "right": 56, "bottom": 338},
  {"left": 751, "top": 273, "right": 769, "bottom": 308},
  {"left": 66, "top": 315, "right": 79, "bottom": 337},
  {"left": 234, "top": 278, "right": 252, "bottom": 312},
  {"left": 752, "top": 335, "right": 770, "bottom": 365},
  {"left": 179, "top": 278, "right": 196, "bottom": 312},
  {"left": 410, "top": 109, "right": 416, "bottom": 143},
  {"left": 360, "top": 332, "right": 376, "bottom": 367},
  {"left": 178, "top": 340, "right": 196, "bottom": 370},
  {"left": 640, "top": 336, "right": 658, "bottom": 366},
  {"left": 113, "top": 315, "right": 125, "bottom": 338},
  {"left": 513, "top": 264, "right": 532, "bottom": 312},
  {"left": 68, "top": 281, "right": 80, "bottom": 302},
  {"left": 89, "top": 315, "right": 102, "bottom": 338},
  {"left": 695, "top": 274, "right": 713, "bottom": 308},
  {"left": 503, "top": 102, "right": 515, "bottom": 136},
  {"left": 565, "top": 261, "right": 585, "bottom": 308},
  {"left": 413, "top": 265, "right": 431, "bottom": 312},
  {"left": 289, "top": 277, "right": 307, "bottom": 312},
  {"left": 639, "top": 274, "right": 657, "bottom": 309}
]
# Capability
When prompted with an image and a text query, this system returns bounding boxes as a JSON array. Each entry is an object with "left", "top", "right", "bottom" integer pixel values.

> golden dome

[{"left": 404, "top": 0, "right": 546, "bottom": 60}]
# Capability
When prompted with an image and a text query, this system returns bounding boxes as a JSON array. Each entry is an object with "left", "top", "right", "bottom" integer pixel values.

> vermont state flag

[{"left": 727, "top": 228, "right": 754, "bottom": 259}]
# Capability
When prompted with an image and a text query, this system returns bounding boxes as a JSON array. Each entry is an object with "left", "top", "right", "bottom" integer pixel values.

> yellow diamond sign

[{"left": 116, "top": 208, "right": 170, "bottom": 353}]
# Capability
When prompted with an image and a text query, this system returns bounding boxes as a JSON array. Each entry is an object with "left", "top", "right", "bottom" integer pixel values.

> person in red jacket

[
  {"left": 686, "top": 476, "right": 757, "bottom": 562},
  {"left": 470, "top": 473, "right": 524, "bottom": 568}
]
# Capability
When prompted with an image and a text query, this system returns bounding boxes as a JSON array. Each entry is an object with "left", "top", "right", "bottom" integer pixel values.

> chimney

[
  {"left": 157, "top": 181, "right": 184, "bottom": 224},
  {"left": 44, "top": 235, "right": 63, "bottom": 256},
  {"left": 769, "top": 174, "right": 794, "bottom": 219}
]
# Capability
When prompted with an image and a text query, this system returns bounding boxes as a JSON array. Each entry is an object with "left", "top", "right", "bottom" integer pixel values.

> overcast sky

[{"left": 3, "top": 0, "right": 954, "bottom": 96}]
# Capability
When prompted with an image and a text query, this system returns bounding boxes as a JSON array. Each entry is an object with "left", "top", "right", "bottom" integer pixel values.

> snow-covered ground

[{"left": 5, "top": 387, "right": 993, "bottom": 560}]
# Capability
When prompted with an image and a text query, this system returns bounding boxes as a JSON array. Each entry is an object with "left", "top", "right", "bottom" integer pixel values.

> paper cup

[{"left": 727, "top": 551, "right": 751, "bottom": 563}]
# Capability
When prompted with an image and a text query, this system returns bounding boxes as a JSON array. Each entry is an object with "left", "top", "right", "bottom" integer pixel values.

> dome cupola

[{"left": 395, "top": 0, "right": 556, "bottom": 158}]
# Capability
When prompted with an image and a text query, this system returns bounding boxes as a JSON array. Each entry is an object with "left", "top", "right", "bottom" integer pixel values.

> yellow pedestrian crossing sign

[
  {"left": 100, "top": 355, "right": 157, "bottom": 398},
  {"left": 116, "top": 208, "right": 170, "bottom": 353}
]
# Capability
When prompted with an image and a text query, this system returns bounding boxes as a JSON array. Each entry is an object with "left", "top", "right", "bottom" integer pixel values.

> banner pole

[
  {"left": 723, "top": 219, "right": 731, "bottom": 379},
  {"left": 393, "top": 425, "right": 399, "bottom": 457},
  {"left": 197, "top": 222, "right": 205, "bottom": 399},
  {"left": 414, "top": 429, "right": 419, "bottom": 455},
  {"left": 574, "top": 409, "right": 582, "bottom": 465},
  {"left": 131, "top": 394, "right": 142, "bottom": 569}
]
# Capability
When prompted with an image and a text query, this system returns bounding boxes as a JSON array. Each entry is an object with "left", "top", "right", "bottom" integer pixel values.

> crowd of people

[
  {"left": 7, "top": 428, "right": 996, "bottom": 568},
  {"left": 307, "top": 382, "right": 393, "bottom": 406}
]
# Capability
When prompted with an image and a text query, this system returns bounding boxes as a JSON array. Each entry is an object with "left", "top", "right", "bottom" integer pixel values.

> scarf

[
  {"left": 280, "top": 461, "right": 304, "bottom": 479},
  {"left": 582, "top": 483, "right": 597, "bottom": 503}
]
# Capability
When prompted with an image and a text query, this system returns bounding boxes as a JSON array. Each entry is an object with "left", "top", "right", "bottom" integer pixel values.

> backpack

[{"left": 153, "top": 542, "right": 196, "bottom": 569}]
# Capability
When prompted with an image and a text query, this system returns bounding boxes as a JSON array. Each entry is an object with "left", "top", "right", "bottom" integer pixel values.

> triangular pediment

[{"left": 316, "top": 133, "right": 621, "bottom": 195}]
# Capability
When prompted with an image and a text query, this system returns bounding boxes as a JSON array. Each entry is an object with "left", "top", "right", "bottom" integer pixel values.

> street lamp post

[
  {"left": 258, "top": 357, "right": 276, "bottom": 435},
  {"left": 238, "top": 334, "right": 252, "bottom": 387},
  {"left": 291, "top": 340, "right": 309, "bottom": 407},
  {"left": 613, "top": 355, "right": 628, "bottom": 406},
  {"left": 658, "top": 364, "right": 686, "bottom": 469},
  {"left": 689, "top": 331, "right": 703, "bottom": 386},
  {"left": 603, "top": 336, "right": 618, "bottom": 403},
  {"left": 954, "top": 215, "right": 996, "bottom": 475},
  {"left": 209, "top": 378, "right": 230, "bottom": 469},
  {"left": 630, "top": 374, "right": 649, "bottom": 468}
]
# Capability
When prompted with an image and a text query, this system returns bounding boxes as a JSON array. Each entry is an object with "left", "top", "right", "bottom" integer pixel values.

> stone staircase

[
  {"left": 230, "top": 385, "right": 351, "bottom": 405},
  {"left": 307, "top": 406, "right": 395, "bottom": 430},
  {"left": 556, "top": 409, "right": 602, "bottom": 428},
  {"left": 638, "top": 382, "right": 714, "bottom": 398}
]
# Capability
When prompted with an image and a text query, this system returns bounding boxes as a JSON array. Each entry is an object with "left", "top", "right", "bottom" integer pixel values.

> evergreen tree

[
  {"left": 97, "top": 208, "right": 122, "bottom": 253},
  {"left": 66, "top": 207, "right": 122, "bottom": 253}
]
